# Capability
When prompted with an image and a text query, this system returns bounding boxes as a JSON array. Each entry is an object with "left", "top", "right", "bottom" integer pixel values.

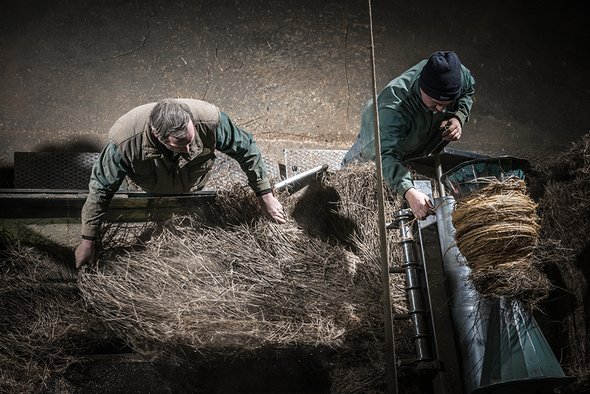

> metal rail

[
  {"left": 0, "top": 189, "right": 217, "bottom": 221},
  {"left": 394, "top": 209, "right": 433, "bottom": 364}
]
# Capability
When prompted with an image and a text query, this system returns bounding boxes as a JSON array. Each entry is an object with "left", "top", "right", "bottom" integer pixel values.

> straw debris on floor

[{"left": 0, "top": 235, "right": 115, "bottom": 394}]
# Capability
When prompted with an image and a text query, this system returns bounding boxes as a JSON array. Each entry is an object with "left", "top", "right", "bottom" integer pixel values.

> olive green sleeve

[
  {"left": 215, "top": 112, "right": 271, "bottom": 193},
  {"left": 81, "top": 142, "right": 130, "bottom": 238},
  {"left": 452, "top": 66, "right": 476, "bottom": 126},
  {"left": 379, "top": 109, "right": 415, "bottom": 198}
]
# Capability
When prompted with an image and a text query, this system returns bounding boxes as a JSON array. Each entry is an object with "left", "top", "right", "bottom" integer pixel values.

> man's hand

[
  {"left": 440, "top": 117, "right": 462, "bottom": 141},
  {"left": 404, "top": 188, "right": 435, "bottom": 220},
  {"left": 75, "top": 239, "right": 96, "bottom": 269},
  {"left": 257, "top": 192, "right": 286, "bottom": 224}
]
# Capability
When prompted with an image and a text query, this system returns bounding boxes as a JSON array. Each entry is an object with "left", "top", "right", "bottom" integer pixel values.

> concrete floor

[{"left": 1, "top": 0, "right": 589, "bottom": 188}]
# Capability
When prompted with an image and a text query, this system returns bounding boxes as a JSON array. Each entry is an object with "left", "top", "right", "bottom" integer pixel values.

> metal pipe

[
  {"left": 435, "top": 196, "right": 490, "bottom": 394},
  {"left": 274, "top": 164, "right": 328, "bottom": 193},
  {"left": 396, "top": 209, "right": 432, "bottom": 362}
]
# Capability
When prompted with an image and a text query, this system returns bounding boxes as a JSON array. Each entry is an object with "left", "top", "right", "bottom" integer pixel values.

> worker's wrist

[
  {"left": 81, "top": 235, "right": 96, "bottom": 242},
  {"left": 255, "top": 188, "right": 272, "bottom": 197},
  {"left": 451, "top": 114, "right": 465, "bottom": 127},
  {"left": 403, "top": 187, "right": 416, "bottom": 199}
]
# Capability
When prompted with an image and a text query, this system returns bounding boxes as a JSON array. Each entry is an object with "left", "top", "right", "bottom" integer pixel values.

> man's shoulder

[
  {"left": 460, "top": 64, "right": 475, "bottom": 86},
  {"left": 108, "top": 103, "right": 154, "bottom": 145},
  {"left": 178, "top": 99, "right": 220, "bottom": 124},
  {"left": 378, "top": 60, "right": 427, "bottom": 110}
]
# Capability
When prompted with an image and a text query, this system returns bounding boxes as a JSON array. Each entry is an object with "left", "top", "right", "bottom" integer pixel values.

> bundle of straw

[
  {"left": 77, "top": 164, "right": 413, "bottom": 370},
  {"left": 79, "top": 220, "right": 383, "bottom": 361},
  {"left": 0, "top": 164, "right": 417, "bottom": 394},
  {"left": 451, "top": 176, "right": 551, "bottom": 307},
  {"left": 535, "top": 133, "right": 590, "bottom": 390}
]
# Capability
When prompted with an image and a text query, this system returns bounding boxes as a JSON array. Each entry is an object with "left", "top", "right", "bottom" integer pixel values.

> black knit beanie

[{"left": 419, "top": 51, "right": 462, "bottom": 101}]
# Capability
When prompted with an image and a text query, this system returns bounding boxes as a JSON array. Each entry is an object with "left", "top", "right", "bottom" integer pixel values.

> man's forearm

[
  {"left": 81, "top": 191, "right": 115, "bottom": 238},
  {"left": 216, "top": 111, "right": 271, "bottom": 193},
  {"left": 81, "top": 143, "right": 129, "bottom": 238}
]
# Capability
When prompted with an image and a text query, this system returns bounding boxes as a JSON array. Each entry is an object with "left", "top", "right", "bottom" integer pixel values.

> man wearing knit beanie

[{"left": 342, "top": 51, "right": 475, "bottom": 220}]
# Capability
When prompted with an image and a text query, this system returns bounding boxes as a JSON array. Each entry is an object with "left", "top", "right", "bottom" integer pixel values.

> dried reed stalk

[
  {"left": 0, "top": 240, "right": 112, "bottom": 394},
  {"left": 1, "top": 163, "right": 415, "bottom": 394},
  {"left": 77, "top": 165, "right": 411, "bottom": 363},
  {"left": 80, "top": 221, "right": 378, "bottom": 358},
  {"left": 452, "top": 177, "right": 551, "bottom": 307},
  {"left": 531, "top": 133, "right": 590, "bottom": 387},
  {"left": 76, "top": 163, "right": 414, "bottom": 394}
]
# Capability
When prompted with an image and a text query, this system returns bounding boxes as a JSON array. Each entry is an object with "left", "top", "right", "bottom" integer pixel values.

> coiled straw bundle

[{"left": 452, "top": 176, "right": 551, "bottom": 307}]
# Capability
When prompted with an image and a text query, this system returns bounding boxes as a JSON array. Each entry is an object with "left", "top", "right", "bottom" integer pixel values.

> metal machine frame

[{"left": 386, "top": 149, "right": 575, "bottom": 394}]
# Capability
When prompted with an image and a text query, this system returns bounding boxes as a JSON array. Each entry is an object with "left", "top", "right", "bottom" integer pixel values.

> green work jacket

[
  {"left": 359, "top": 59, "right": 475, "bottom": 197},
  {"left": 81, "top": 99, "right": 271, "bottom": 238}
]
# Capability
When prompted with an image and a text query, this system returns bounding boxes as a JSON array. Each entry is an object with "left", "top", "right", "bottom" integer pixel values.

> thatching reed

[
  {"left": 0, "top": 236, "right": 114, "bottom": 394},
  {"left": 79, "top": 220, "right": 381, "bottom": 359},
  {"left": 1, "top": 163, "right": 430, "bottom": 394},
  {"left": 526, "top": 132, "right": 590, "bottom": 394},
  {"left": 451, "top": 176, "right": 551, "bottom": 307}
]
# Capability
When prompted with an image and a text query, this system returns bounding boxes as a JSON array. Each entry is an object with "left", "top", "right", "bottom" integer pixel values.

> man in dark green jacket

[
  {"left": 76, "top": 98, "right": 285, "bottom": 268},
  {"left": 342, "top": 51, "right": 475, "bottom": 220}
]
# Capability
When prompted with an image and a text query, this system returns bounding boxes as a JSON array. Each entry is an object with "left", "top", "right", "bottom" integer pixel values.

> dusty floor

[{"left": 1, "top": 0, "right": 589, "bottom": 184}]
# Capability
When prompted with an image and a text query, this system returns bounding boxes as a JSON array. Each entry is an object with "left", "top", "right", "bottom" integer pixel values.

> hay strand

[{"left": 79, "top": 220, "right": 381, "bottom": 360}]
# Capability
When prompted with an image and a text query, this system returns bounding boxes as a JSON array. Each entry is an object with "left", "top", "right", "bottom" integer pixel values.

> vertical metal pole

[{"left": 368, "top": 1, "right": 397, "bottom": 392}]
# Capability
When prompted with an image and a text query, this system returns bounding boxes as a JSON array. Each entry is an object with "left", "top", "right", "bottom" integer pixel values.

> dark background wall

[{"left": 1, "top": 0, "right": 589, "bottom": 174}]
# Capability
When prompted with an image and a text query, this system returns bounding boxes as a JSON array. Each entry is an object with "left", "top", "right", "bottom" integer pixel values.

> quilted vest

[{"left": 109, "top": 99, "right": 221, "bottom": 194}]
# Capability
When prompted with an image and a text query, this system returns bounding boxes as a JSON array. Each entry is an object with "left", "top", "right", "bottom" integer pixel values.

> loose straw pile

[
  {"left": 78, "top": 164, "right": 413, "bottom": 393},
  {"left": 0, "top": 241, "right": 113, "bottom": 394},
  {"left": 79, "top": 221, "right": 380, "bottom": 361},
  {"left": 452, "top": 176, "right": 552, "bottom": 307},
  {"left": 0, "top": 164, "right": 415, "bottom": 394}
]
